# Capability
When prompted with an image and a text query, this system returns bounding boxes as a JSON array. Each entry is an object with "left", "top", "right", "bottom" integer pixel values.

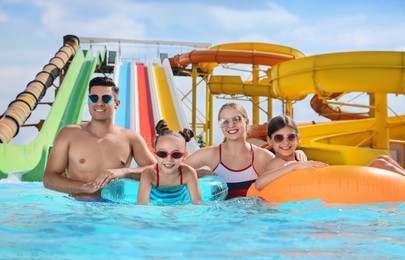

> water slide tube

[
  {"left": 0, "top": 36, "right": 79, "bottom": 144},
  {"left": 171, "top": 42, "right": 367, "bottom": 123},
  {"left": 101, "top": 175, "right": 228, "bottom": 205},
  {"left": 247, "top": 165, "right": 405, "bottom": 204},
  {"left": 0, "top": 46, "right": 104, "bottom": 181},
  {"left": 269, "top": 51, "right": 405, "bottom": 164},
  {"left": 270, "top": 51, "right": 405, "bottom": 100},
  {"left": 309, "top": 93, "right": 370, "bottom": 121},
  {"left": 170, "top": 42, "right": 304, "bottom": 72}
]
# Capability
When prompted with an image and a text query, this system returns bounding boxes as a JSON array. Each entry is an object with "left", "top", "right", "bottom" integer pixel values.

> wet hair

[
  {"left": 217, "top": 102, "right": 248, "bottom": 121},
  {"left": 267, "top": 115, "right": 299, "bottom": 138},
  {"left": 89, "top": 76, "right": 119, "bottom": 97},
  {"left": 154, "top": 119, "right": 194, "bottom": 147}
]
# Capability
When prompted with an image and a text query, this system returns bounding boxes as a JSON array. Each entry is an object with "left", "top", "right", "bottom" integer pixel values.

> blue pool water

[{"left": 1, "top": 179, "right": 405, "bottom": 259}]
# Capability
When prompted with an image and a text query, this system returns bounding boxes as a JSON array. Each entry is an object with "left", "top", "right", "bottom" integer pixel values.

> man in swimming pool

[{"left": 43, "top": 76, "right": 156, "bottom": 198}]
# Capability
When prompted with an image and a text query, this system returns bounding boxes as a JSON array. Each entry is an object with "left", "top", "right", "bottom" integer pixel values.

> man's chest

[{"left": 69, "top": 137, "right": 131, "bottom": 167}]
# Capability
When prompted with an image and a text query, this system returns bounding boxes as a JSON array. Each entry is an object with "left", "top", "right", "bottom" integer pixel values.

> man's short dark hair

[{"left": 89, "top": 76, "right": 119, "bottom": 96}]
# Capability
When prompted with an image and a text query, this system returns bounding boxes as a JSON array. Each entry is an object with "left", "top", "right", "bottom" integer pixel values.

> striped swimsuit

[{"left": 213, "top": 144, "right": 258, "bottom": 199}]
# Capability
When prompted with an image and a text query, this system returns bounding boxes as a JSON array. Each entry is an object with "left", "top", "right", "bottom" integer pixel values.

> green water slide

[{"left": 0, "top": 48, "right": 104, "bottom": 181}]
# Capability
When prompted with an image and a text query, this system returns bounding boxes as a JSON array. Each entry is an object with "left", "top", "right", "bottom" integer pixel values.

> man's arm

[
  {"left": 43, "top": 127, "right": 98, "bottom": 195},
  {"left": 131, "top": 131, "right": 156, "bottom": 167}
]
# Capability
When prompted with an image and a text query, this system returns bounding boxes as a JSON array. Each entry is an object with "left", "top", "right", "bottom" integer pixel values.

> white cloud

[
  {"left": 211, "top": 2, "right": 298, "bottom": 31},
  {"left": 0, "top": 8, "right": 7, "bottom": 22},
  {"left": 286, "top": 14, "right": 405, "bottom": 52},
  {"left": 32, "top": 1, "right": 147, "bottom": 39},
  {"left": 336, "top": 30, "right": 372, "bottom": 47},
  {"left": 236, "top": 33, "right": 274, "bottom": 44},
  {"left": 287, "top": 15, "right": 368, "bottom": 44}
]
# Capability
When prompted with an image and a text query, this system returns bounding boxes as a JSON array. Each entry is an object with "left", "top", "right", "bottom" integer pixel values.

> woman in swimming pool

[
  {"left": 255, "top": 115, "right": 405, "bottom": 191},
  {"left": 184, "top": 102, "right": 307, "bottom": 199},
  {"left": 137, "top": 120, "right": 201, "bottom": 205}
]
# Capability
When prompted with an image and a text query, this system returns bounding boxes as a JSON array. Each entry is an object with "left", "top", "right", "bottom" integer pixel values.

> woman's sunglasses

[
  {"left": 154, "top": 150, "right": 186, "bottom": 159},
  {"left": 218, "top": 115, "right": 243, "bottom": 128},
  {"left": 272, "top": 133, "right": 298, "bottom": 143},
  {"left": 88, "top": 94, "right": 113, "bottom": 104}
]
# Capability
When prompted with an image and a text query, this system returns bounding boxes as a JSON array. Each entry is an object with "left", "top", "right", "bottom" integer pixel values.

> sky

[{"left": 1, "top": 0, "right": 405, "bottom": 144}]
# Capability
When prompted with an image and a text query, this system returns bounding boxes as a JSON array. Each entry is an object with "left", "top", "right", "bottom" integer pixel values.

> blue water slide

[{"left": 115, "top": 62, "right": 131, "bottom": 128}]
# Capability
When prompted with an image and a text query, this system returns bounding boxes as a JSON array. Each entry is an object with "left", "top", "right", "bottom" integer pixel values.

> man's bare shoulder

[
  {"left": 57, "top": 123, "right": 98, "bottom": 141},
  {"left": 57, "top": 124, "right": 85, "bottom": 135},
  {"left": 116, "top": 127, "right": 143, "bottom": 139}
]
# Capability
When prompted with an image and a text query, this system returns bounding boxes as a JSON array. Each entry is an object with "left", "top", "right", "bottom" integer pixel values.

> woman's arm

[
  {"left": 183, "top": 146, "right": 218, "bottom": 174},
  {"left": 252, "top": 146, "right": 275, "bottom": 175}
]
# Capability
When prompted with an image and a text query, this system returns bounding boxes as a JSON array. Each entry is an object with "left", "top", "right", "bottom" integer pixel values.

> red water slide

[{"left": 136, "top": 63, "right": 155, "bottom": 149}]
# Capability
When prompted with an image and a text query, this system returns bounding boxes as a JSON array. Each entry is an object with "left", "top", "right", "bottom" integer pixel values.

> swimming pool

[{"left": 1, "top": 178, "right": 405, "bottom": 259}]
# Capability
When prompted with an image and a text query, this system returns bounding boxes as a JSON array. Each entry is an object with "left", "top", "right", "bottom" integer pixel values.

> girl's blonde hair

[{"left": 218, "top": 103, "right": 248, "bottom": 121}]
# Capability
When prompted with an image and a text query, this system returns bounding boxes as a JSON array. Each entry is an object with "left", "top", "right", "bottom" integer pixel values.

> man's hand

[
  {"left": 82, "top": 181, "right": 103, "bottom": 194},
  {"left": 92, "top": 169, "right": 121, "bottom": 189}
]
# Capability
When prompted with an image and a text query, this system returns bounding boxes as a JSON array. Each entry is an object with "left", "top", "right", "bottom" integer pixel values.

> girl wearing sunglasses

[
  {"left": 255, "top": 115, "right": 405, "bottom": 191},
  {"left": 137, "top": 120, "right": 201, "bottom": 205}
]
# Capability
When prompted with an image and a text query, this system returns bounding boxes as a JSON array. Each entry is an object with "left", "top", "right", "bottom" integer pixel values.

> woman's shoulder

[
  {"left": 190, "top": 145, "right": 219, "bottom": 157},
  {"left": 252, "top": 144, "right": 275, "bottom": 158}
]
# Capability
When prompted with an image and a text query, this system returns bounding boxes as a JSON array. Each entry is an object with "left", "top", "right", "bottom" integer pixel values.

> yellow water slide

[
  {"left": 269, "top": 51, "right": 405, "bottom": 166},
  {"left": 270, "top": 51, "right": 405, "bottom": 100}
]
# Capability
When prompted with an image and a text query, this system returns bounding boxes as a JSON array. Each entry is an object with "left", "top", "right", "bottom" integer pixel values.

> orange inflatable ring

[{"left": 247, "top": 165, "right": 405, "bottom": 204}]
